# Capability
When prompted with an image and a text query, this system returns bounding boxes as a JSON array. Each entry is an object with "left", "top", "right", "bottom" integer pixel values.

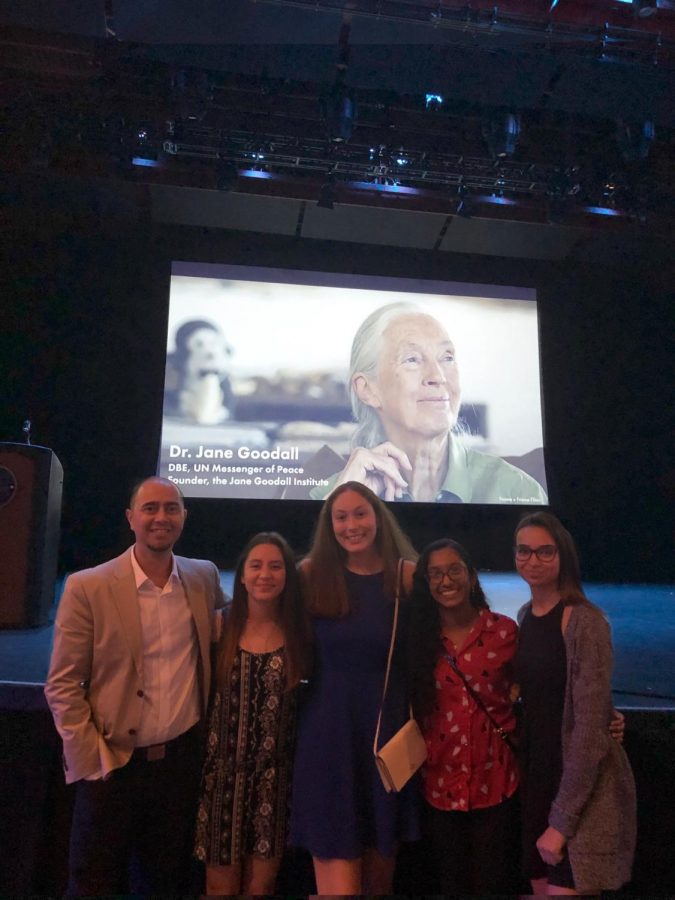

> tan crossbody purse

[{"left": 373, "top": 559, "right": 427, "bottom": 793}]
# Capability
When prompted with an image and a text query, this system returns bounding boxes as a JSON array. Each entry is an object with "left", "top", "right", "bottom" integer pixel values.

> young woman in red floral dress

[{"left": 408, "top": 538, "right": 521, "bottom": 894}]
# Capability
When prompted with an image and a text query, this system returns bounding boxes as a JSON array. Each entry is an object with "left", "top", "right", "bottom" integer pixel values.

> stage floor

[{"left": 1, "top": 573, "right": 673, "bottom": 710}]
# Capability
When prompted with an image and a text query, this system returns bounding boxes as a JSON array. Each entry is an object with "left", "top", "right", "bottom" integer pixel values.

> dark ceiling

[{"left": 2, "top": 0, "right": 674, "bottom": 258}]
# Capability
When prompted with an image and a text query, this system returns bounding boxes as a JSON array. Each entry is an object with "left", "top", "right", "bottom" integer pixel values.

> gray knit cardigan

[{"left": 518, "top": 600, "right": 637, "bottom": 892}]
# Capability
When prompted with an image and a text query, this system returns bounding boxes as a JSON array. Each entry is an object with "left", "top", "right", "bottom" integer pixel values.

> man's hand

[{"left": 610, "top": 708, "right": 625, "bottom": 744}]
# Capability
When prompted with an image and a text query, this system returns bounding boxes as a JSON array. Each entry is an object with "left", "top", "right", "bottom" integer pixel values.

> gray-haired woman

[{"left": 310, "top": 301, "right": 547, "bottom": 504}]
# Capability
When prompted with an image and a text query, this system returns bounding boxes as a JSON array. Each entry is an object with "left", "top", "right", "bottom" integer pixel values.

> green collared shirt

[{"left": 309, "top": 436, "right": 548, "bottom": 504}]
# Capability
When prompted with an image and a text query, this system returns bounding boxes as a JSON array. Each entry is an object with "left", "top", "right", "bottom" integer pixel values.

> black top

[{"left": 515, "top": 600, "right": 568, "bottom": 877}]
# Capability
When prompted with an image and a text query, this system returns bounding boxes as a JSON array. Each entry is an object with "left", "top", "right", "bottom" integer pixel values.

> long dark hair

[
  {"left": 216, "top": 532, "right": 312, "bottom": 690},
  {"left": 303, "top": 481, "right": 417, "bottom": 617},
  {"left": 515, "top": 511, "right": 587, "bottom": 605},
  {"left": 408, "top": 538, "right": 488, "bottom": 721}
]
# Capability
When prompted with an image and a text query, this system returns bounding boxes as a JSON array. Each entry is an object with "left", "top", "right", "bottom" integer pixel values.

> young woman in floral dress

[{"left": 194, "top": 532, "right": 311, "bottom": 895}]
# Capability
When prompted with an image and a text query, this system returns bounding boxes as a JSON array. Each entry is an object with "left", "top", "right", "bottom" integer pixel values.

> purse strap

[
  {"left": 444, "top": 653, "right": 515, "bottom": 750},
  {"left": 373, "top": 558, "right": 405, "bottom": 755}
]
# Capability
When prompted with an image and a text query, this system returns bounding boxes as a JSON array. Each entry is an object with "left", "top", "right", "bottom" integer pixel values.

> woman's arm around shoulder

[
  {"left": 491, "top": 610, "right": 519, "bottom": 651},
  {"left": 516, "top": 600, "right": 531, "bottom": 627},
  {"left": 401, "top": 558, "right": 416, "bottom": 597},
  {"left": 297, "top": 557, "right": 313, "bottom": 609}
]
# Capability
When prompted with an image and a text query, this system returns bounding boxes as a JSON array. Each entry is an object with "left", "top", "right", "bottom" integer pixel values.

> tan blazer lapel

[
  {"left": 177, "top": 560, "right": 211, "bottom": 707},
  {"left": 110, "top": 551, "right": 144, "bottom": 678}
]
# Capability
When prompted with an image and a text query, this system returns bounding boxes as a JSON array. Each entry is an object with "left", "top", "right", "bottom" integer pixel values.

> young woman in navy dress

[{"left": 290, "top": 481, "right": 420, "bottom": 894}]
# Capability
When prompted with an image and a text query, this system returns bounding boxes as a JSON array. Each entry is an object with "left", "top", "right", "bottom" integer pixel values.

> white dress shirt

[{"left": 130, "top": 548, "right": 200, "bottom": 747}]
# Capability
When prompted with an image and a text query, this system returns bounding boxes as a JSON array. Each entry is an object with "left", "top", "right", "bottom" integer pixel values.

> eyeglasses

[
  {"left": 514, "top": 544, "right": 558, "bottom": 562},
  {"left": 426, "top": 564, "right": 467, "bottom": 583}
]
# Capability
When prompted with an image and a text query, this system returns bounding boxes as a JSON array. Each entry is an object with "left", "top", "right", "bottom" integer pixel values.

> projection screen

[{"left": 158, "top": 262, "right": 548, "bottom": 504}]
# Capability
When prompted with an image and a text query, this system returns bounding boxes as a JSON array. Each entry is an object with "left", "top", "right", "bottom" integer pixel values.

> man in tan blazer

[{"left": 45, "top": 476, "right": 226, "bottom": 895}]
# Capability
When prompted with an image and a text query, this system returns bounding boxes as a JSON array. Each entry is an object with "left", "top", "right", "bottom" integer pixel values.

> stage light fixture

[
  {"left": 455, "top": 183, "right": 473, "bottom": 218},
  {"left": 599, "top": 171, "right": 630, "bottom": 210},
  {"left": 369, "top": 164, "right": 398, "bottom": 187},
  {"left": 365, "top": 145, "right": 399, "bottom": 187},
  {"left": 617, "top": 120, "right": 656, "bottom": 162},
  {"left": 394, "top": 147, "right": 410, "bottom": 167},
  {"left": 602, "top": 179, "right": 617, "bottom": 204},
  {"left": 165, "top": 119, "right": 181, "bottom": 143},
  {"left": 585, "top": 205, "right": 623, "bottom": 217},
  {"left": 633, "top": 0, "right": 658, "bottom": 16},
  {"left": 320, "top": 79, "right": 357, "bottom": 143},
  {"left": 492, "top": 174, "right": 506, "bottom": 198},
  {"left": 243, "top": 144, "right": 269, "bottom": 172},
  {"left": 131, "top": 124, "right": 161, "bottom": 167},
  {"left": 172, "top": 67, "right": 214, "bottom": 122},
  {"left": 131, "top": 156, "right": 160, "bottom": 168},
  {"left": 482, "top": 112, "right": 521, "bottom": 159}
]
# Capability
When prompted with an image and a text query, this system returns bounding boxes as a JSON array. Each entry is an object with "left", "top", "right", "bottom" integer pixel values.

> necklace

[
  {"left": 241, "top": 620, "right": 283, "bottom": 653},
  {"left": 442, "top": 628, "right": 472, "bottom": 650},
  {"left": 441, "top": 609, "right": 479, "bottom": 650}
]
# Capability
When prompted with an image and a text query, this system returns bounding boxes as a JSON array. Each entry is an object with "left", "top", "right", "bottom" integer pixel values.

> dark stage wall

[{"left": 2, "top": 213, "right": 673, "bottom": 579}]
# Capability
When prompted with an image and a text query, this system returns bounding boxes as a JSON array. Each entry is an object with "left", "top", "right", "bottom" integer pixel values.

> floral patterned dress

[
  {"left": 195, "top": 647, "right": 297, "bottom": 864},
  {"left": 423, "top": 609, "right": 519, "bottom": 812}
]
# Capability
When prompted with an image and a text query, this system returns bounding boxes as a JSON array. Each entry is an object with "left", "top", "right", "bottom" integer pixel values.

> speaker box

[{"left": 0, "top": 443, "right": 63, "bottom": 628}]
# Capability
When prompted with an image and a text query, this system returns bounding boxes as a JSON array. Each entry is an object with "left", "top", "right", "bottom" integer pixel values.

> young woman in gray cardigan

[{"left": 514, "top": 511, "right": 636, "bottom": 895}]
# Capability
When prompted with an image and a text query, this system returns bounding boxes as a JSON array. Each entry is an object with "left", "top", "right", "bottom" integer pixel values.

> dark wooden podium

[{"left": 0, "top": 443, "right": 63, "bottom": 628}]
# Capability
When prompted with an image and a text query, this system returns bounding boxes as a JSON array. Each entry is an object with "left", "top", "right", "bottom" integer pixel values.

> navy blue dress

[{"left": 289, "top": 569, "right": 420, "bottom": 859}]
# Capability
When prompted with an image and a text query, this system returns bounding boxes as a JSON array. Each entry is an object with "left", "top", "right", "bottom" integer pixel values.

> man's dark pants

[{"left": 67, "top": 725, "right": 201, "bottom": 896}]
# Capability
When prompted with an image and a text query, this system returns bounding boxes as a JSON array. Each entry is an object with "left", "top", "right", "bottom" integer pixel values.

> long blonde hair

[
  {"left": 216, "top": 532, "right": 312, "bottom": 690},
  {"left": 303, "top": 481, "right": 417, "bottom": 617}
]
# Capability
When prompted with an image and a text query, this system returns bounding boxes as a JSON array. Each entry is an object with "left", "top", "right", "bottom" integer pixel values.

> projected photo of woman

[{"left": 308, "top": 302, "right": 548, "bottom": 504}]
